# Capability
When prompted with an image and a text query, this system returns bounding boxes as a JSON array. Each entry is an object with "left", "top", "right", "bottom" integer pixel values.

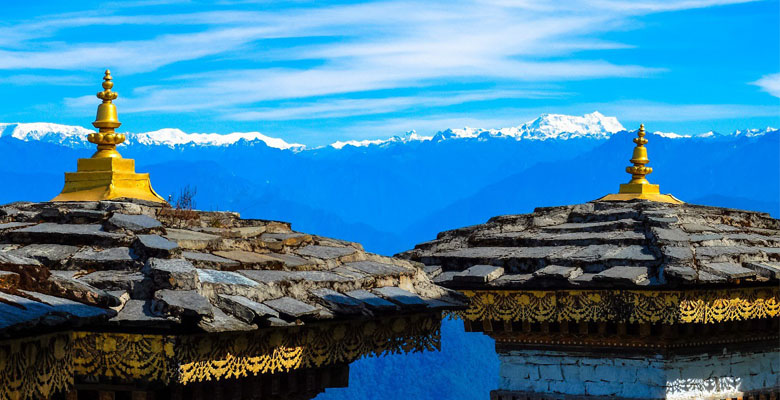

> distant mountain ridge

[
  {"left": 1, "top": 114, "right": 777, "bottom": 256},
  {"left": 0, "top": 123, "right": 304, "bottom": 150},
  {"left": 3, "top": 112, "right": 775, "bottom": 151}
]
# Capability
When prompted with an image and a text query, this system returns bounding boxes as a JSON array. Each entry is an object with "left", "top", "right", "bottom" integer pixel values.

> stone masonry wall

[{"left": 498, "top": 348, "right": 779, "bottom": 399}]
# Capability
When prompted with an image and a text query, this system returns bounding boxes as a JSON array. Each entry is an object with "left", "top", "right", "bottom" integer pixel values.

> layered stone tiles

[
  {"left": 399, "top": 200, "right": 780, "bottom": 289},
  {"left": 0, "top": 200, "right": 462, "bottom": 338}
]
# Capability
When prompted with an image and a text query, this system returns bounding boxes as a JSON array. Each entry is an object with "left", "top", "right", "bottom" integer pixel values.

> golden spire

[
  {"left": 625, "top": 124, "right": 651, "bottom": 185},
  {"left": 597, "top": 124, "right": 683, "bottom": 204},
  {"left": 52, "top": 70, "right": 166, "bottom": 203},
  {"left": 88, "top": 69, "right": 125, "bottom": 158}
]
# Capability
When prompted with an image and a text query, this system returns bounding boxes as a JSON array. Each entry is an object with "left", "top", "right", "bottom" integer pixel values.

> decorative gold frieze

[
  {"left": 459, "top": 287, "right": 779, "bottom": 324},
  {"left": 0, "top": 333, "right": 73, "bottom": 400},
  {"left": 72, "top": 332, "right": 176, "bottom": 383},
  {"left": 1, "top": 314, "right": 440, "bottom": 400},
  {"left": 177, "top": 314, "right": 440, "bottom": 383}
]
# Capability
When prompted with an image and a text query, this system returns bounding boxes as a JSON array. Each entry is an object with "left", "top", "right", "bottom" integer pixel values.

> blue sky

[{"left": 0, "top": 0, "right": 778, "bottom": 145}]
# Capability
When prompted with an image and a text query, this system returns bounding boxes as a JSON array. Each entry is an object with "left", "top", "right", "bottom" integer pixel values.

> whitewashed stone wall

[{"left": 498, "top": 348, "right": 779, "bottom": 399}]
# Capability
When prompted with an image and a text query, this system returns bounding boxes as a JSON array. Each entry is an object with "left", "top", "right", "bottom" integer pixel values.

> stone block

[
  {"left": 664, "top": 264, "right": 697, "bottom": 281},
  {"left": 153, "top": 289, "right": 212, "bottom": 318},
  {"left": 0, "top": 222, "right": 34, "bottom": 231},
  {"left": 0, "top": 270, "right": 19, "bottom": 289},
  {"left": 198, "top": 306, "right": 255, "bottom": 333},
  {"left": 239, "top": 269, "right": 297, "bottom": 284},
  {"left": 110, "top": 299, "right": 173, "bottom": 327},
  {"left": 549, "top": 380, "right": 585, "bottom": 395},
  {"left": 9, "top": 223, "right": 127, "bottom": 246},
  {"left": 744, "top": 261, "right": 780, "bottom": 279},
  {"left": 71, "top": 247, "right": 139, "bottom": 270},
  {"left": 561, "top": 364, "right": 581, "bottom": 381},
  {"left": 593, "top": 266, "right": 649, "bottom": 284},
  {"left": 585, "top": 381, "right": 621, "bottom": 396},
  {"left": 453, "top": 265, "right": 505, "bottom": 283},
  {"left": 107, "top": 213, "right": 162, "bottom": 233},
  {"left": 212, "top": 250, "right": 285, "bottom": 268},
  {"left": 197, "top": 269, "right": 260, "bottom": 288},
  {"left": 422, "top": 264, "right": 442, "bottom": 278},
  {"left": 143, "top": 258, "right": 199, "bottom": 290},
  {"left": 21, "top": 290, "right": 113, "bottom": 320},
  {"left": 652, "top": 227, "right": 690, "bottom": 242},
  {"left": 538, "top": 364, "right": 563, "bottom": 381},
  {"left": 619, "top": 382, "right": 663, "bottom": 399},
  {"left": 432, "top": 271, "right": 457, "bottom": 284},
  {"left": 344, "top": 289, "right": 398, "bottom": 311},
  {"left": 77, "top": 270, "right": 152, "bottom": 299},
  {"left": 296, "top": 245, "right": 357, "bottom": 260},
  {"left": 701, "top": 262, "right": 757, "bottom": 280},
  {"left": 165, "top": 229, "right": 221, "bottom": 250},
  {"left": 214, "top": 294, "right": 279, "bottom": 323},
  {"left": 47, "top": 270, "right": 119, "bottom": 307},
  {"left": 133, "top": 234, "right": 179, "bottom": 258},
  {"left": 291, "top": 270, "right": 350, "bottom": 282},
  {"left": 372, "top": 287, "right": 427, "bottom": 309},
  {"left": 662, "top": 246, "right": 694, "bottom": 261},
  {"left": 9, "top": 244, "right": 79, "bottom": 264},
  {"left": 182, "top": 251, "right": 240, "bottom": 269},
  {"left": 311, "top": 288, "right": 364, "bottom": 315},
  {"left": 264, "top": 296, "right": 319, "bottom": 318},
  {"left": 533, "top": 265, "right": 582, "bottom": 280},
  {"left": 344, "top": 261, "right": 409, "bottom": 277}
]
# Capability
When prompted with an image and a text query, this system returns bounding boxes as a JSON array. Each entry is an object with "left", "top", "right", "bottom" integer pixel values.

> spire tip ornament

[
  {"left": 597, "top": 124, "right": 683, "bottom": 204},
  {"left": 52, "top": 70, "right": 166, "bottom": 203}
]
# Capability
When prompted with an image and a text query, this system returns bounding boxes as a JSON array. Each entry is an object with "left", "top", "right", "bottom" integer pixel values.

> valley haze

[{"left": 2, "top": 112, "right": 777, "bottom": 256}]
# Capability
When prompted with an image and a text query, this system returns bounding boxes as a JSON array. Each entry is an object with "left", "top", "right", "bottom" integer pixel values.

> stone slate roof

[
  {"left": 398, "top": 200, "right": 780, "bottom": 290},
  {"left": 0, "top": 200, "right": 461, "bottom": 339}
]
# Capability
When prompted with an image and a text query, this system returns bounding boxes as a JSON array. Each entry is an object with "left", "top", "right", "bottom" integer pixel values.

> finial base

[
  {"left": 51, "top": 157, "right": 166, "bottom": 203},
  {"left": 597, "top": 192, "right": 683, "bottom": 204}
]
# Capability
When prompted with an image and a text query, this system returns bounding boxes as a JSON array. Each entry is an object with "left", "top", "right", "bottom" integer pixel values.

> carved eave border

[
  {"left": 0, "top": 313, "right": 442, "bottom": 400},
  {"left": 456, "top": 287, "right": 780, "bottom": 324}
]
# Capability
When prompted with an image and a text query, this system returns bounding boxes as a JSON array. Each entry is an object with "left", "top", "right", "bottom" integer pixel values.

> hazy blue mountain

[{"left": 1, "top": 115, "right": 777, "bottom": 256}]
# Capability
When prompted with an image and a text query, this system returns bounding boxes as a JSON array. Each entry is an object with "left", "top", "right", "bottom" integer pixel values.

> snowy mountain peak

[
  {"left": 0, "top": 123, "right": 304, "bottom": 150},
  {"left": 732, "top": 127, "right": 777, "bottom": 137},
  {"left": 429, "top": 111, "right": 624, "bottom": 142},
  {"left": 520, "top": 111, "right": 624, "bottom": 140},
  {"left": 0, "top": 122, "right": 93, "bottom": 146},
  {"left": 330, "top": 130, "right": 432, "bottom": 149},
  {"left": 130, "top": 128, "right": 305, "bottom": 150}
]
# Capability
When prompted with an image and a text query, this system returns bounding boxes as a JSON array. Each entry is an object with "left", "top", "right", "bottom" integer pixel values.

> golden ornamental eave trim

[
  {"left": 457, "top": 287, "right": 779, "bottom": 325},
  {"left": 0, "top": 314, "right": 442, "bottom": 400},
  {"left": 73, "top": 313, "right": 441, "bottom": 385}
]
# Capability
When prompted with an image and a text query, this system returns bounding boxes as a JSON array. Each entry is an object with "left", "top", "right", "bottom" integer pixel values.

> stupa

[
  {"left": 0, "top": 71, "right": 462, "bottom": 400},
  {"left": 51, "top": 70, "right": 166, "bottom": 203},
  {"left": 399, "top": 125, "right": 779, "bottom": 399}
]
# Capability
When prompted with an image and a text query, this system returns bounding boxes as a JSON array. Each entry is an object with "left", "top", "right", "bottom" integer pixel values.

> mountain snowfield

[
  {"left": 0, "top": 123, "right": 305, "bottom": 150},
  {"left": 2, "top": 112, "right": 775, "bottom": 150}
]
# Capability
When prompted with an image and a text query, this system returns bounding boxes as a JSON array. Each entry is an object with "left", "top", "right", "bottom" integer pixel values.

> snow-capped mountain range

[{"left": 0, "top": 112, "right": 776, "bottom": 151}]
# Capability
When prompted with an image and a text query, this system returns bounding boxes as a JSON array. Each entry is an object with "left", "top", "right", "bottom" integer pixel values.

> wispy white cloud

[
  {"left": 333, "top": 99, "right": 779, "bottom": 139},
  {"left": 751, "top": 73, "right": 780, "bottom": 98},
  {"left": 2, "top": 0, "right": 767, "bottom": 128},
  {"left": 588, "top": 101, "right": 780, "bottom": 122},
  {"left": 228, "top": 89, "right": 565, "bottom": 121},
  {"left": 0, "top": 74, "right": 88, "bottom": 86}
]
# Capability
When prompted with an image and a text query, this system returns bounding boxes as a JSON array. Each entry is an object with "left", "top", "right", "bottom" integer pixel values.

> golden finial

[
  {"left": 625, "top": 123, "right": 652, "bottom": 185},
  {"left": 597, "top": 123, "right": 683, "bottom": 204},
  {"left": 88, "top": 69, "right": 125, "bottom": 158},
  {"left": 52, "top": 70, "right": 166, "bottom": 203}
]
